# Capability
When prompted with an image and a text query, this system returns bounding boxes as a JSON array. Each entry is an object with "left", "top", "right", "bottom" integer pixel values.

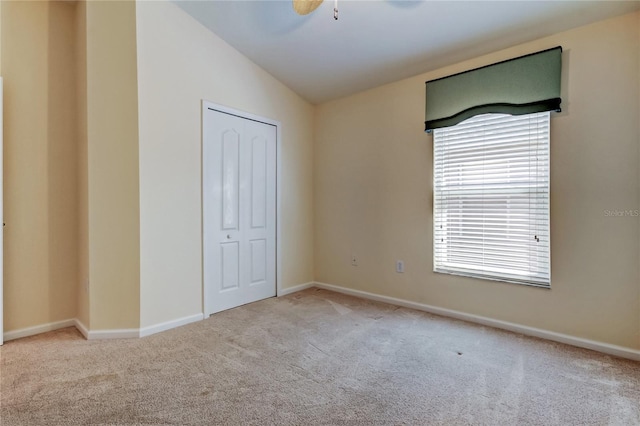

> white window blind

[{"left": 433, "top": 112, "right": 550, "bottom": 288}]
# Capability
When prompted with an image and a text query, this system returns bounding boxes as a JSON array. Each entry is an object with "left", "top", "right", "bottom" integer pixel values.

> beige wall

[
  {"left": 75, "top": 0, "right": 89, "bottom": 328},
  {"left": 135, "top": 1, "right": 315, "bottom": 327},
  {"left": 0, "top": 1, "right": 2, "bottom": 73},
  {"left": 1, "top": 1, "right": 78, "bottom": 332},
  {"left": 85, "top": 0, "right": 140, "bottom": 330},
  {"left": 315, "top": 11, "right": 640, "bottom": 350}
]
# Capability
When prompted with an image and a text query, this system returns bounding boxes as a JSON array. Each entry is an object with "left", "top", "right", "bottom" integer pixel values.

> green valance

[{"left": 425, "top": 46, "right": 562, "bottom": 132}]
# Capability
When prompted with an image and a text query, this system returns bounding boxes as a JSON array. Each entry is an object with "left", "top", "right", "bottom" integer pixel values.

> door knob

[{"left": 227, "top": 234, "right": 231, "bottom": 239}]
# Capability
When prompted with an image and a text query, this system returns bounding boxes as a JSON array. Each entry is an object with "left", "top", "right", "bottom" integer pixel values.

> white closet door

[{"left": 203, "top": 108, "right": 276, "bottom": 315}]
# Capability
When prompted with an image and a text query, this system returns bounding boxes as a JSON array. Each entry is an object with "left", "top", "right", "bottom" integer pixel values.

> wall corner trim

[
  {"left": 74, "top": 318, "right": 90, "bottom": 339},
  {"left": 4, "top": 314, "right": 205, "bottom": 342},
  {"left": 139, "top": 313, "right": 203, "bottom": 338},
  {"left": 82, "top": 327, "right": 139, "bottom": 340},
  {"left": 312, "top": 281, "right": 640, "bottom": 362},
  {"left": 277, "top": 282, "right": 315, "bottom": 297},
  {"left": 73, "top": 320, "right": 148, "bottom": 340},
  {"left": 3, "top": 319, "right": 77, "bottom": 342}
]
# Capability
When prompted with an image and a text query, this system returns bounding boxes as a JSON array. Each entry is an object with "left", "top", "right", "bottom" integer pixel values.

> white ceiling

[{"left": 175, "top": 0, "right": 640, "bottom": 104}]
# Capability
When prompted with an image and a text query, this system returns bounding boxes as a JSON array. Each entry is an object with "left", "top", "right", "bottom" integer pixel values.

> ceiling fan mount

[{"left": 293, "top": 0, "right": 339, "bottom": 20}]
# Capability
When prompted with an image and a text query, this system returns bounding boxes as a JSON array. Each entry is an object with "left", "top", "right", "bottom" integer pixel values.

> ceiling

[{"left": 175, "top": 0, "right": 640, "bottom": 104}]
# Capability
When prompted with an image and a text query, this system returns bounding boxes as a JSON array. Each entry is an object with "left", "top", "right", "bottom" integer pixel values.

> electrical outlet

[
  {"left": 351, "top": 254, "right": 358, "bottom": 266},
  {"left": 396, "top": 260, "right": 405, "bottom": 273}
]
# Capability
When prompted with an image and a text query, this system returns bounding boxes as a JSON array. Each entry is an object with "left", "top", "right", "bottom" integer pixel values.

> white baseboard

[
  {"left": 3, "top": 319, "right": 76, "bottom": 342},
  {"left": 139, "top": 313, "right": 203, "bottom": 338},
  {"left": 83, "top": 327, "right": 140, "bottom": 340},
  {"left": 313, "top": 281, "right": 640, "bottom": 362},
  {"left": 278, "top": 281, "right": 315, "bottom": 296},
  {"left": 74, "top": 318, "right": 89, "bottom": 339},
  {"left": 5, "top": 314, "right": 205, "bottom": 342}
]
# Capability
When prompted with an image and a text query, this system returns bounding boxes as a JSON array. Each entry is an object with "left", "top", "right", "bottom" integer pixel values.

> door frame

[{"left": 201, "top": 100, "right": 282, "bottom": 317}]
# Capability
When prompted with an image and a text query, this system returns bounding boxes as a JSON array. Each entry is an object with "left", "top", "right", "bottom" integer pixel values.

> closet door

[{"left": 203, "top": 107, "right": 276, "bottom": 315}]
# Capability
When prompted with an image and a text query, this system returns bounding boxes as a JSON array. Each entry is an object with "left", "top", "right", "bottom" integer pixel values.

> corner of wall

[
  {"left": 637, "top": 10, "right": 640, "bottom": 350},
  {"left": 75, "top": 0, "right": 90, "bottom": 329},
  {"left": 0, "top": 1, "right": 3, "bottom": 75},
  {"left": 2, "top": 0, "right": 79, "bottom": 333},
  {"left": 85, "top": 0, "right": 140, "bottom": 331}
]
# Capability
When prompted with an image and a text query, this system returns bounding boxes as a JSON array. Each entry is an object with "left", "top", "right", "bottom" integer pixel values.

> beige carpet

[{"left": 1, "top": 288, "right": 639, "bottom": 425}]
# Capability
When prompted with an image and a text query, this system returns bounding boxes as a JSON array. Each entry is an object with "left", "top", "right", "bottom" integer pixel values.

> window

[{"left": 433, "top": 112, "right": 550, "bottom": 288}]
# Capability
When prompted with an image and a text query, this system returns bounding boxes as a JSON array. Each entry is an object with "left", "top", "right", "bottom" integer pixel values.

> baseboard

[
  {"left": 3, "top": 319, "right": 76, "bottom": 342},
  {"left": 313, "top": 281, "right": 640, "bottom": 362},
  {"left": 83, "top": 327, "right": 140, "bottom": 340},
  {"left": 72, "top": 318, "right": 138, "bottom": 340},
  {"left": 74, "top": 319, "right": 89, "bottom": 339},
  {"left": 139, "top": 313, "right": 203, "bottom": 338},
  {"left": 5, "top": 314, "right": 206, "bottom": 342},
  {"left": 278, "top": 281, "right": 315, "bottom": 296}
]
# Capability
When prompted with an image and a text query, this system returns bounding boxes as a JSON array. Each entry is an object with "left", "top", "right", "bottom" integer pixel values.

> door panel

[
  {"left": 204, "top": 108, "right": 276, "bottom": 315},
  {"left": 220, "top": 242, "right": 240, "bottom": 291},
  {"left": 250, "top": 239, "right": 267, "bottom": 284},
  {"left": 221, "top": 130, "right": 240, "bottom": 230},
  {"left": 250, "top": 136, "right": 267, "bottom": 229}
]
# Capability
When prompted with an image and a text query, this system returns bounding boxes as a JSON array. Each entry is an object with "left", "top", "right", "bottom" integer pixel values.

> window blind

[{"left": 433, "top": 112, "right": 550, "bottom": 288}]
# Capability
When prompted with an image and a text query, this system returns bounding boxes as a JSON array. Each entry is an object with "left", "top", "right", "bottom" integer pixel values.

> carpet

[{"left": 1, "top": 288, "right": 639, "bottom": 425}]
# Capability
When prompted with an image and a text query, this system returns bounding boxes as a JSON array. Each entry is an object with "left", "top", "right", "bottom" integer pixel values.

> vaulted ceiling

[{"left": 175, "top": 1, "right": 640, "bottom": 104}]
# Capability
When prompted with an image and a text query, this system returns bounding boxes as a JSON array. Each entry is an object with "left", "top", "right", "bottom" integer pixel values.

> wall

[
  {"left": 2, "top": 0, "right": 313, "bottom": 336},
  {"left": 1, "top": 1, "right": 78, "bottom": 332},
  {"left": 75, "top": 0, "right": 89, "bottom": 328},
  {"left": 85, "top": 0, "right": 140, "bottom": 330},
  {"left": 0, "top": 1, "right": 2, "bottom": 73},
  {"left": 135, "top": 1, "right": 315, "bottom": 328},
  {"left": 315, "top": 12, "right": 640, "bottom": 350},
  {"left": 0, "top": 0, "right": 2, "bottom": 341}
]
